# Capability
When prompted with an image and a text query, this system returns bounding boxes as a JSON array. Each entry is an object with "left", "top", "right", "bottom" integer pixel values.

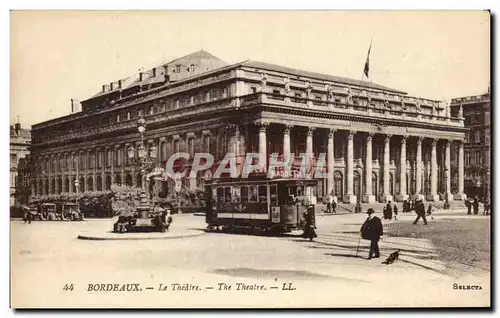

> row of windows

[
  {"left": 464, "top": 129, "right": 484, "bottom": 144},
  {"left": 465, "top": 150, "right": 484, "bottom": 166}
]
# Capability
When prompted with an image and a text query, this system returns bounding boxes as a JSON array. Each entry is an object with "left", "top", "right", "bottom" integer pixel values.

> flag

[{"left": 363, "top": 41, "right": 372, "bottom": 78}]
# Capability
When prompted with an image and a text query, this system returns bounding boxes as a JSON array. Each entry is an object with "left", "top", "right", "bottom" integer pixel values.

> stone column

[
  {"left": 427, "top": 139, "right": 439, "bottom": 201},
  {"left": 283, "top": 125, "right": 292, "bottom": 160},
  {"left": 85, "top": 150, "right": 90, "bottom": 192},
  {"left": 93, "top": 148, "right": 97, "bottom": 191},
  {"left": 343, "top": 131, "right": 357, "bottom": 204},
  {"left": 444, "top": 140, "right": 452, "bottom": 200},
  {"left": 53, "top": 154, "right": 59, "bottom": 194},
  {"left": 454, "top": 141, "right": 466, "bottom": 200},
  {"left": 327, "top": 129, "right": 335, "bottom": 197},
  {"left": 258, "top": 123, "right": 268, "bottom": 172},
  {"left": 396, "top": 135, "right": 409, "bottom": 202},
  {"left": 415, "top": 137, "right": 424, "bottom": 200},
  {"left": 306, "top": 127, "right": 315, "bottom": 178},
  {"left": 363, "top": 133, "right": 375, "bottom": 203},
  {"left": 382, "top": 134, "right": 393, "bottom": 202}
]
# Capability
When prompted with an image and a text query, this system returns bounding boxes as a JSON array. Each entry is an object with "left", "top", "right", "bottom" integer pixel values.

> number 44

[{"left": 63, "top": 284, "right": 74, "bottom": 291}]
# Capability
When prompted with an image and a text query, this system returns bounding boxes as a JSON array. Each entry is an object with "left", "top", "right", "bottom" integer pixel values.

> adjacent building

[
  {"left": 450, "top": 91, "right": 491, "bottom": 201},
  {"left": 10, "top": 122, "right": 31, "bottom": 205},
  {"left": 29, "top": 50, "right": 467, "bottom": 204}
]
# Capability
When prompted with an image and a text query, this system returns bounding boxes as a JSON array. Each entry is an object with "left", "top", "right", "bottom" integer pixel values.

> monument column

[
  {"left": 363, "top": 133, "right": 375, "bottom": 203},
  {"left": 343, "top": 131, "right": 357, "bottom": 204},
  {"left": 382, "top": 134, "right": 393, "bottom": 202}
]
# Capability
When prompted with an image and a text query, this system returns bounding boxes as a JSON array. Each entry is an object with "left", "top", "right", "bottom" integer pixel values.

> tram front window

[
  {"left": 258, "top": 185, "right": 267, "bottom": 203},
  {"left": 224, "top": 187, "right": 231, "bottom": 202}
]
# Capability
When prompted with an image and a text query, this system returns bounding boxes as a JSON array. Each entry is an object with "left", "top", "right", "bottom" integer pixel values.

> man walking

[
  {"left": 360, "top": 208, "right": 383, "bottom": 260},
  {"left": 413, "top": 199, "right": 428, "bottom": 225}
]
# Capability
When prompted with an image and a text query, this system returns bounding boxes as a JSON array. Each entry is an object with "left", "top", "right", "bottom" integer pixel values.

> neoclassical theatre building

[{"left": 30, "top": 50, "right": 467, "bottom": 204}]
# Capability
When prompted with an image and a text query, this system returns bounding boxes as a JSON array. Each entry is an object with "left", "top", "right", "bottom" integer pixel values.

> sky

[{"left": 10, "top": 10, "right": 490, "bottom": 127}]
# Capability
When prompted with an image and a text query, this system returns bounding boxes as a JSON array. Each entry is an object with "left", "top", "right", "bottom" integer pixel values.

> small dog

[{"left": 382, "top": 250, "right": 400, "bottom": 265}]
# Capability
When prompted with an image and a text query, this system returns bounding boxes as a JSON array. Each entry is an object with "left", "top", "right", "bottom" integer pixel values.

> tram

[{"left": 205, "top": 175, "right": 317, "bottom": 234}]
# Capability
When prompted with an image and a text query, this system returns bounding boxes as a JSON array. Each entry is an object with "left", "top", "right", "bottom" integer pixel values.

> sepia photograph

[{"left": 8, "top": 10, "right": 491, "bottom": 309}]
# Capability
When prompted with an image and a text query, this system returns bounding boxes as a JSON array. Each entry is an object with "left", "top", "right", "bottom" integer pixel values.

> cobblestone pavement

[{"left": 11, "top": 211, "right": 490, "bottom": 308}]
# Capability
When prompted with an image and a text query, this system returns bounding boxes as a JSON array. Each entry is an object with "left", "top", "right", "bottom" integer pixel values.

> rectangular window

[
  {"left": 248, "top": 186, "right": 258, "bottom": 202},
  {"left": 258, "top": 185, "right": 268, "bottom": 203}
]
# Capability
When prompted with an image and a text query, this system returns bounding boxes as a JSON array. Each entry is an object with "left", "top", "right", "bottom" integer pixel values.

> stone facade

[
  {"left": 450, "top": 91, "right": 490, "bottom": 201},
  {"left": 29, "top": 51, "right": 467, "bottom": 204},
  {"left": 10, "top": 123, "right": 31, "bottom": 205}
]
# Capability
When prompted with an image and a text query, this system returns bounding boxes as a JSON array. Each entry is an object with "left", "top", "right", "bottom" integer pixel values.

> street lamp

[
  {"left": 125, "top": 114, "right": 158, "bottom": 227},
  {"left": 74, "top": 178, "right": 79, "bottom": 205}
]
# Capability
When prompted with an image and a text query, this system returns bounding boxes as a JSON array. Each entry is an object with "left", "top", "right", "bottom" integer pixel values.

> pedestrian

[
  {"left": 410, "top": 200, "right": 415, "bottom": 213},
  {"left": 332, "top": 200, "right": 337, "bottom": 214},
  {"left": 393, "top": 203, "right": 398, "bottom": 220},
  {"left": 326, "top": 193, "right": 333, "bottom": 213},
  {"left": 383, "top": 201, "right": 393, "bottom": 220},
  {"left": 355, "top": 202, "right": 362, "bottom": 214},
  {"left": 426, "top": 203, "right": 434, "bottom": 220},
  {"left": 413, "top": 200, "right": 428, "bottom": 225},
  {"left": 473, "top": 197, "right": 479, "bottom": 215},
  {"left": 465, "top": 199, "right": 472, "bottom": 215},
  {"left": 302, "top": 209, "right": 317, "bottom": 242},
  {"left": 360, "top": 208, "right": 383, "bottom": 260},
  {"left": 484, "top": 200, "right": 490, "bottom": 216}
]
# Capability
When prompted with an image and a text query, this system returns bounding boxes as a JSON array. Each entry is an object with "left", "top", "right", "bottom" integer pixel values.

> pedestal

[
  {"left": 453, "top": 193, "right": 467, "bottom": 201},
  {"left": 426, "top": 194, "right": 440, "bottom": 202},
  {"left": 380, "top": 194, "right": 393, "bottom": 203},
  {"left": 343, "top": 194, "right": 357, "bottom": 204},
  {"left": 362, "top": 194, "right": 376, "bottom": 203},
  {"left": 395, "top": 194, "right": 409, "bottom": 202}
]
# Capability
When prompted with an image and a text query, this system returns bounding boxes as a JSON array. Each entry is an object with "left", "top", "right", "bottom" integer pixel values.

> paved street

[{"left": 11, "top": 210, "right": 490, "bottom": 308}]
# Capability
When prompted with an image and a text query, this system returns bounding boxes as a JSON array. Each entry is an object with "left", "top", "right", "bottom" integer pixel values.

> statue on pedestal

[
  {"left": 260, "top": 72, "right": 268, "bottom": 89},
  {"left": 284, "top": 76, "right": 291, "bottom": 95},
  {"left": 305, "top": 80, "right": 313, "bottom": 98}
]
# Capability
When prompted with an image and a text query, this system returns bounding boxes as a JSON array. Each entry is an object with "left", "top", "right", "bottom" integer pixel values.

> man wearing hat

[{"left": 360, "top": 208, "right": 383, "bottom": 259}]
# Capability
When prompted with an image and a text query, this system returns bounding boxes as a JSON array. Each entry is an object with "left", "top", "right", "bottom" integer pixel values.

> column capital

[
  {"left": 457, "top": 140, "right": 465, "bottom": 147},
  {"left": 416, "top": 136, "right": 424, "bottom": 144},
  {"left": 431, "top": 138, "right": 438, "bottom": 147},
  {"left": 366, "top": 132, "right": 374, "bottom": 141},
  {"left": 384, "top": 134, "right": 392, "bottom": 142},
  {"left": 328, "top": 128, "right": 336, "bottom": 138},
  {"left": 255, "top": 121, "right": 269, "bottom": 132},
  {"left": 347, "top": 130, "right": 356, "bottom": 140},
  {"left": 401, "top": 134, "right": 408, "bottom": 144},
  {"left": 307, "top": 127, "right": 316, "bottom": 136},
  {"left": 445, "top": 140, "right": 452, "bottom": 147},
  {"left": 284, "top": 124, "right": 293, "bottom": 134}
]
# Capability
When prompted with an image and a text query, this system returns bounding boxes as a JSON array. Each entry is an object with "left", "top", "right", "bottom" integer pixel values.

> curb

[{"left": 77, "top": 230, "right": 205, "bottom": 241}]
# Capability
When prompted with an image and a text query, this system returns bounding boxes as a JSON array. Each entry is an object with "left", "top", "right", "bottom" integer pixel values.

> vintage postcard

[{"left": 9, "top": 10, "right": 491, "bottom": 308}]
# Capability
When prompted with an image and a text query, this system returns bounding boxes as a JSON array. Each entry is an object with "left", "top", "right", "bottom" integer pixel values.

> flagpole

[{"left": 360, "top": 38, "right": 373, "bottom": 85}]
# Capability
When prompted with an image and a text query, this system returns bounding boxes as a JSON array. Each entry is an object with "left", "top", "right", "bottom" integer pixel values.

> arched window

[
  {"left": 136, "top": 174, "right": 142, "bottom": 188},
  {"left": 353, "top": 171, "right": 361, "bottom": 199},
  {"left": 64, "top": 177, "right": 70, "bottom": 192},
  {"left": 79, "top": 176, "right": 85, "bottom": 192},
  {"left": 105, "top": 175, "right": 112, "bottom": 191},
  {"left": 115, "top": 173, "right": 121, "bottom": 186},
  {"left": 334, "top": 171, "right": 343, "bottom": 198},
  {"left": 57, "top": 177, "right": 62, "bottom": 194},
  {"left": 96, "top": 176, "right": 102, "bottom": 191},
  {"left": 372, "top": 172, "right": 378, "bottom": 198},
  {"left": 125, "top": 174, "right": 132, "bottom": 187},
  {"left": 87, "top": 177, "right": 93, "bottom": 191}
]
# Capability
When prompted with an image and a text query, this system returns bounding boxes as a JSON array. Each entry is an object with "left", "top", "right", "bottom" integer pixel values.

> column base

[
  {"left": 412, "top": 194, "right": 425, "bottom": 201},
  {"left": 380, "top": 194, "right": 393, "bottom": 203},
  {"left": 343, "top": 194, "right": 357, "bottom": 204},
  {"left": 362, "top": 194, "right": 376, "bottom": 203},
  {"left": 395, "top": 194, "right": 409, "bottom": 202},
  {"left": 453, "top": 193, "right": 467, "bottom": 201},
  {"left": 426, "top": 194, "right": 440, "bottom": 202}
]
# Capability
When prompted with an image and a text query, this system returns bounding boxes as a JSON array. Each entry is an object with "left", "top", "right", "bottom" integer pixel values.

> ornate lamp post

[
  {"left": 126, "top": 114, "right": 157, "bottom": 227},
  {"left": 74, "top": 178, "right": 79, "bottom": 205}
]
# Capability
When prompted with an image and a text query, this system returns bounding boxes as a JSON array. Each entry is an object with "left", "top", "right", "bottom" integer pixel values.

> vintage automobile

[
  {"left": 40, "top": 203, "right": 59, "bottom": 220},
  {"left": 205, "top": 175, "right": 317, "bottom": 234},
  {"left": 60, "top": 203, "right": 84, "bottom": 221}
]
